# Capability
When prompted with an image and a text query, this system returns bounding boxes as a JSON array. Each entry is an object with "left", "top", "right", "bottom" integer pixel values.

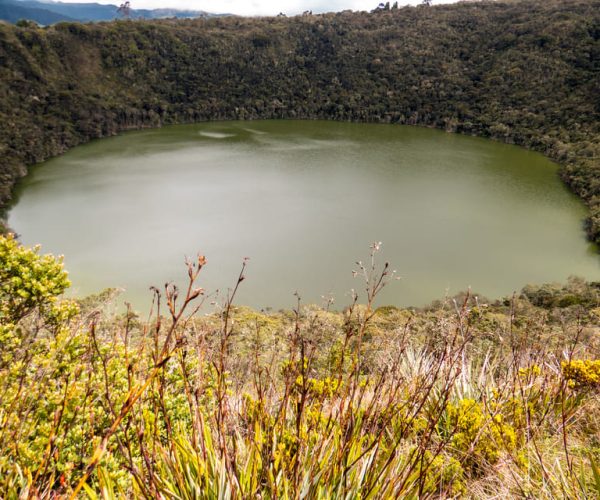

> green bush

[{"left": 0, "top": 233, "right": 72, "bottom": 325}]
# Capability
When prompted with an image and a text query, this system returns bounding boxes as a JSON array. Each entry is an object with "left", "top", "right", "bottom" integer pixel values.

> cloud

[
  {"left": 135, "top": 0, "right": 378, "bottom": 15},
  {"left": 57, "top": 0, "right": 454, "bottom": 17}
]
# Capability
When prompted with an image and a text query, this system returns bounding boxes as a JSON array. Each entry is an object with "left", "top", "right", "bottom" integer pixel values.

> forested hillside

[{"left": 0, "top": 0, "right": 599, "bottom": 239}]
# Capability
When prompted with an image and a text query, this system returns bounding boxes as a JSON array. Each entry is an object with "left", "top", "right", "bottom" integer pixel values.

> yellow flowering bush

[
  {"left": 273, "top": 430, "right": 300, "bottom": 472},
  {"left": 294, "top": 375, "right": 341, "bottom": 399},
  {"left": 518, "top": 364, "right": 542, "bottom": 380},
  {"left": 444, "top": 398, "right": 517, "bottom": 473},
  {"left": 562, "top": 359, "right": 600, "bottom": 390},
  {"left": 416, "top": 450, "right": 466, "bottom": 497}
]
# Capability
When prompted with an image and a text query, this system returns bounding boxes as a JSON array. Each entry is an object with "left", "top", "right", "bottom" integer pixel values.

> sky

[{"left": 50, "top": 0, "right": 456, "bottom": 18}]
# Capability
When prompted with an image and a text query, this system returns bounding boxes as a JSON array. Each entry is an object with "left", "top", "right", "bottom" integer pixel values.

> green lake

[{"left": 7, "top": 120, "right": 600, "bottom": 310}]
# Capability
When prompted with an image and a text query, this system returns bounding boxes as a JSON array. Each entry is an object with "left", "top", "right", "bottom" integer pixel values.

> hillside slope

[{"left": 0, "top": 0, "right": 598, "bottom": 239}]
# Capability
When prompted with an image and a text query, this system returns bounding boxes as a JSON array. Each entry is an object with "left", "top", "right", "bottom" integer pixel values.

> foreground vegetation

[
  {"left": 1, "top": 234, "right": 599, "bottom": 497},
  {"left": 1, "top": 0, "right": 599, "bottom": 242}
]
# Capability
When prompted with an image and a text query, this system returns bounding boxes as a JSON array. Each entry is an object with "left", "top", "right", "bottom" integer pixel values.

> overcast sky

[{"left": 51, "top": 0, "right": 456, "bottom": 17}]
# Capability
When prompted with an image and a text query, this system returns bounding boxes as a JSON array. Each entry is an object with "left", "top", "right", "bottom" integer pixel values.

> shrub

[
  {"left": 562, "top": 359, "right": 600, "bottom": 390},
  {"left": 0, "top": 233, "right": 73, "bottom": 325}
]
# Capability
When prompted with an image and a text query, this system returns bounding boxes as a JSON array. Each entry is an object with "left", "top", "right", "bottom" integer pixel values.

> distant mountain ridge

[
  {"left": 0, "top": 0, "right": 77, "bottom": 23},
  {"left": 0, "top": 0, "right": 223, "bottom": 23}
]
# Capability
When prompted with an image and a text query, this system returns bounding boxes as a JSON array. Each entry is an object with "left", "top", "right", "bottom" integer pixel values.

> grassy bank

[
  {"left": 1, "top": 0, "right": 599, "bottom": 242},
  {"left": 1, "top": 235, "right": 599, "bottom": 497}
]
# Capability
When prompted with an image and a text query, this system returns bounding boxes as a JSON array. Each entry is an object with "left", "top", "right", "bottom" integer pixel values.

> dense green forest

[{"left": 0, "top": 0, "right": 599, "bottom": 241}]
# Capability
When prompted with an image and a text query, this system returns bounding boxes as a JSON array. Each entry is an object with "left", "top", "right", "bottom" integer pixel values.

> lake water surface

[{"left": 8, "top": 120, "right": 599, "bottom": 310}]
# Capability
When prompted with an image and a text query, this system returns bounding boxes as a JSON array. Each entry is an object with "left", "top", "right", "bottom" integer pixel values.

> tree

[{"left": 117, "top": 1, "right": 131, "bottom": 19}]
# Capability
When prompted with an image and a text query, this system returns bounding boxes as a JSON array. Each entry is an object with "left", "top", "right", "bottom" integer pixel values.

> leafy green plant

[{"left": 0, "top": 233, "right": 73, "bottom": 325}]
